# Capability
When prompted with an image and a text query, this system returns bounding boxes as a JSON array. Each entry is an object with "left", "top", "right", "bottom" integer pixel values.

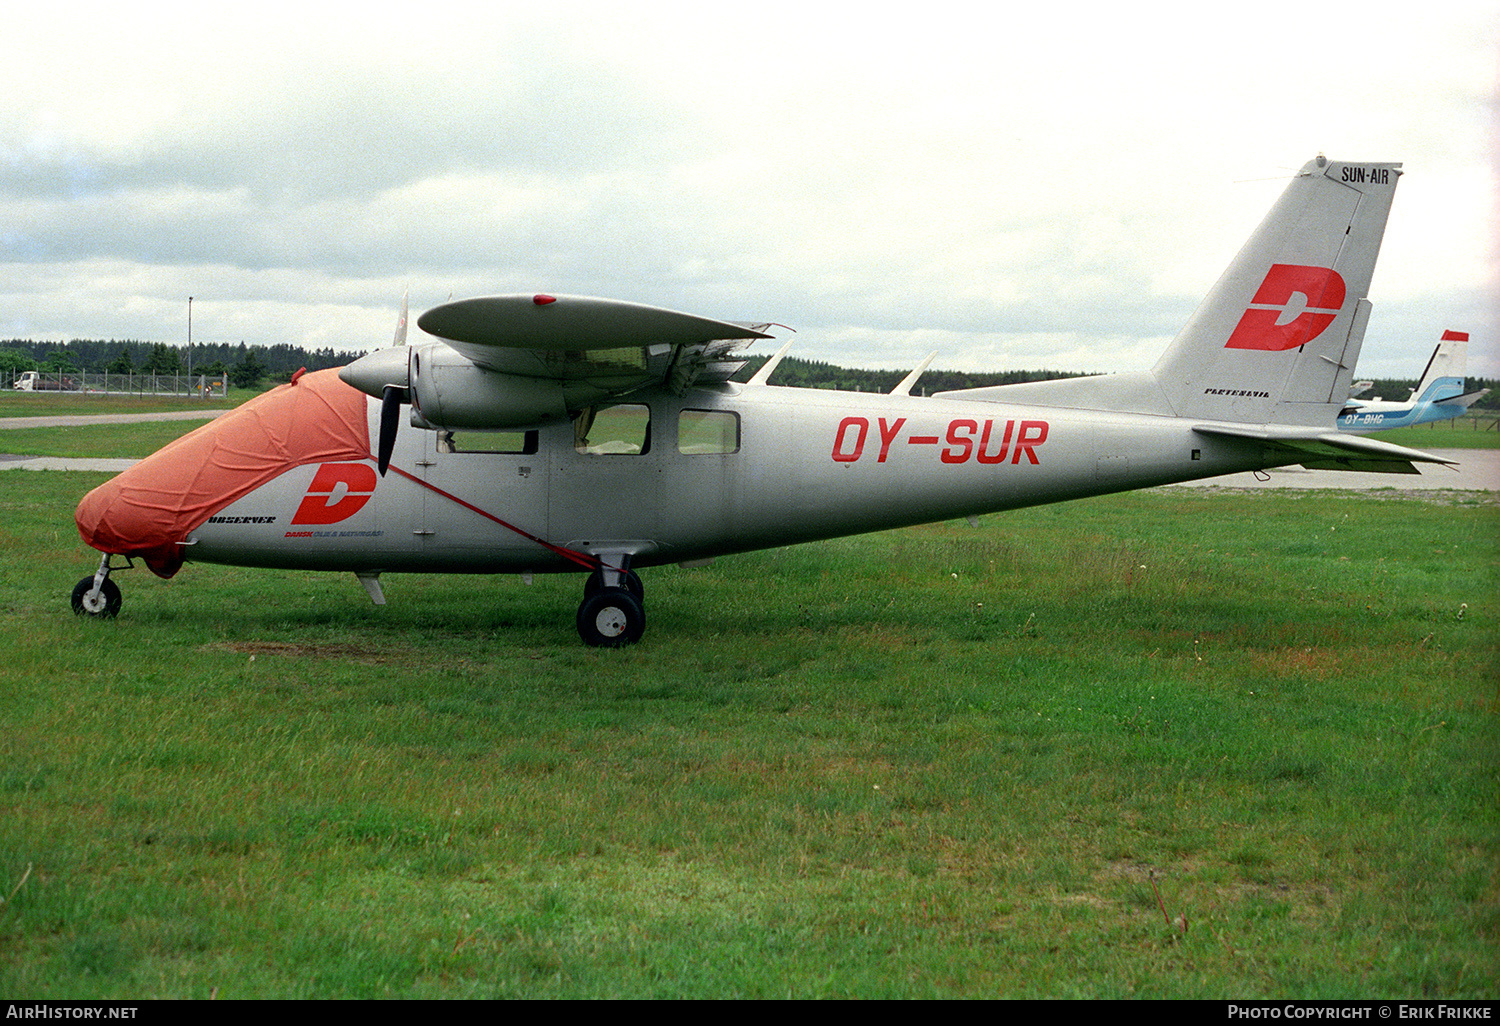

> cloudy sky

[{"left": 3, "top": 1, "right": 1496, "bottom": 379}]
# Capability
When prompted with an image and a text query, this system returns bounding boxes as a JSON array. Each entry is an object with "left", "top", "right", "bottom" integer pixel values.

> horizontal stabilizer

[
  {"left": 1297, "top": 458, "right": 1422, "bottom": 475},
  {"left": 1436, "top": 388, "right": 1490, "bottom": 411},
  {"left": 1193, "top": 423, "right": 1455, "bottom": 473}
]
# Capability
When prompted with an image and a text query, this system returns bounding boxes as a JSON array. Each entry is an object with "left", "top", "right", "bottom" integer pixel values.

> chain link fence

[{"left": 8, "top": 370, "right": 228, "bottom": 397}]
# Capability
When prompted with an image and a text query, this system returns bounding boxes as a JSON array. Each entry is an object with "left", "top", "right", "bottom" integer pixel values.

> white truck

[{"left": 12, "top": 371, "right": 81, "bottom": 391}]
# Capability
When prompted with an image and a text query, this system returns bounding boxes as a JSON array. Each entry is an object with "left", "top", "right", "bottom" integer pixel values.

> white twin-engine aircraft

[{"left": 74, "top": 156, "right": 1452, "bottom": 645}]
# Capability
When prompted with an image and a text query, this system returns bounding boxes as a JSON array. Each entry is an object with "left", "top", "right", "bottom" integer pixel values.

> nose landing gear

[{"left": 71, "top": 554, "right": 128, "bottom": 618}]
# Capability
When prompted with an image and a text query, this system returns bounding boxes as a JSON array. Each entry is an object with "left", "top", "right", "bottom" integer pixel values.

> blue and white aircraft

[{"left": 1337, "top": 331, "right": 1489, "bottom": 432}]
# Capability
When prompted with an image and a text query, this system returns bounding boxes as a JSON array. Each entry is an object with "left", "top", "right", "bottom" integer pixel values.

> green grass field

[
  {"left": 0, "top": 390, "right": 246, "bottom": 461},
  {"left": 1378, "top": 417, "right": 1499, "bottom": 451},
  {"left": 0, "top": 465, "right": 1494, "bottom": 998}
]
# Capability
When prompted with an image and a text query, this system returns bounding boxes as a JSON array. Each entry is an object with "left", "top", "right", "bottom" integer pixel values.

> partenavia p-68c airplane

[
  {"left": 73, "top": 155, "right": 1452, "bottom": 645},
  {"left": 1336, "top": 330, "right": 1489, "bottom": 431}
]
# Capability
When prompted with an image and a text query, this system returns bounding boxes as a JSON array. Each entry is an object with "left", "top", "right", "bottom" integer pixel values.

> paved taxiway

[
  {"left": 0, "top": 410, "right": 226, "bottom": 429},
  {"left": 0, "top": 409, "right": 223, "bottom": 473}
]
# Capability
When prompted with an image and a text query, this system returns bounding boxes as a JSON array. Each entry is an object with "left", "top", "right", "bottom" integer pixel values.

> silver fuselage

[{"left": 185, "top": 381, "right": 1267, "bottom": 576}]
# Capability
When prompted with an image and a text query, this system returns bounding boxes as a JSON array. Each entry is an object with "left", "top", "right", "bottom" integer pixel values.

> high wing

[
  {"left": 418, "top": 293, "right": 767, "bottom": 354},
  {"left": 341, "top": 293, "right": 772, "bottom": 471},
  {"left": 419, "top": 294, "right": 770, "bottom": 405}
]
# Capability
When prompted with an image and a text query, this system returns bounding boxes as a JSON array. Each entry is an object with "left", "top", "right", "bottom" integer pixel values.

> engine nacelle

[{"left": 409, "top": 344, "right": 570, "bottom": 430}]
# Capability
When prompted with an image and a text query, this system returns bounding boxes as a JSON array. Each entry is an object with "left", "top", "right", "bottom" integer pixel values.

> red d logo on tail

[
  {"left": 1225, "top": 264, "right": 1346, "bottom": 351},
  {"left": 292, "top": 463, "right": 378, "bottom": 525}
]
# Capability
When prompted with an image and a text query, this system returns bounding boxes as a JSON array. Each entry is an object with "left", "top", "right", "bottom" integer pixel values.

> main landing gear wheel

[
  {"left": 71, "top": 576, "right": 122, "bottom": 618},
  {"left": 584, "top": 568, "right": 644, "bottom": 603},
  {"left": 576, "top": 588, "right": 645, "bottom": 648}
]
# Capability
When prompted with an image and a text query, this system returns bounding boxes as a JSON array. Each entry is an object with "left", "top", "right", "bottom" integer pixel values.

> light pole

[{"left": 187, "top": 296, "right": 193, "bottom": 393}]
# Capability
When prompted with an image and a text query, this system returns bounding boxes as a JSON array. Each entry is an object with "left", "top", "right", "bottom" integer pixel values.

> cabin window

[
  {"left": 678, "top": 410, "right": 739, "bottom": 454},
  {"left": 575, "top": 404, "right": 651, "bottom": 455},
  {"left": 440, "top": 430, "right": 539, "bottom": 454}
]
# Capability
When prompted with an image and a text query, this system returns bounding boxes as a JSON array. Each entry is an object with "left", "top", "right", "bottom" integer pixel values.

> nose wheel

[{"left": 71, "top": 554, "right": 125, "bottom": 618}]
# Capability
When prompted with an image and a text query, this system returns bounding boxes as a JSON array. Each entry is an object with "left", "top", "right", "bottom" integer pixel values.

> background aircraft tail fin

[
  {"left": 1410, "top": 330, "right": 1469, "bottom": 403},
  {"left": 1150, "top": 156, "right": 1401, "bottom": 426}
]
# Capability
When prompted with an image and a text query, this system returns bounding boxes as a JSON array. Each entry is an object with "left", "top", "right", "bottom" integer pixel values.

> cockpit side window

[
  {"left": 440, "top": 430, "right": 539, "bottom": 454},
  {"left": 678, "top": 410, "right": 739, "bottom": 454},
  {"left": 575, "top": 404, "right": 651, "bottom": 455}
]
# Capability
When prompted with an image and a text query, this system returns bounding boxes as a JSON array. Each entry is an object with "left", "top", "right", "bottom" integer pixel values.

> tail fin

[
  {"left": 935, "top": 157, "right": 1403, "bottom": 428},
  {"left": 1152, "top": 156, "right": 1400, "bottom": 425},
  {"left": 1411, "top": 330, "right": 1468, "bottom": 403},
  {"left": 932, "top": 157, "right": 1449, "bottom": 471}
]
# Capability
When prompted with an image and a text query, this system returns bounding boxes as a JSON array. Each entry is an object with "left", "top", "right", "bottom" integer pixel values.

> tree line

[
  {"left": 0, "top": 339, "right": 360, "bottom": 389},
  {"left": 0, "top": 342, "right": 1096, "bottom": 394}
]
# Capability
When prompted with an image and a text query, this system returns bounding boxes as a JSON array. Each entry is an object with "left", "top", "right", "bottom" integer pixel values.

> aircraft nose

[
  {"left": 340, "top": 347, "right": 411, "bottom": 399},
  {"left": 76, "top": 460, "right": 193, "bottom": 577},
  {"left": 75, "top": 368, "right": 374, "bottom": 578}
]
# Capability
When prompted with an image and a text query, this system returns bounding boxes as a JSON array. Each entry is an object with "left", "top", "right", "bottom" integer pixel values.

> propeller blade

[{"left": 378, "top": 384, "right": 402, "bottom": 476}]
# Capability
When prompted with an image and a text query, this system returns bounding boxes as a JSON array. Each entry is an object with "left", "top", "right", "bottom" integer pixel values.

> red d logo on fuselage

[
  {"left": 291, "top": 463, "right": 378, "bottom": 525},
  {"left": 1225, "top": 264, "right": 1346, "bottom": 351}
]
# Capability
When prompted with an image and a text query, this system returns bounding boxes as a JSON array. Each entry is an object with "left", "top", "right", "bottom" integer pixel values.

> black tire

[
  {"left": 584, "top": 568, "right": 644, "bottom": 602},
  {"left": 71, "top": 576, "right": 122, "bottom": 618},
  {"left": 576, "top": 587, "right": 645, "bottom": 647}
]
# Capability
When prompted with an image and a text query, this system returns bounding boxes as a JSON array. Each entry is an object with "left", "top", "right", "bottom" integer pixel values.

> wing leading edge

[{"left": 416, "top": 294, "right": 770, "bottom": 356}]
